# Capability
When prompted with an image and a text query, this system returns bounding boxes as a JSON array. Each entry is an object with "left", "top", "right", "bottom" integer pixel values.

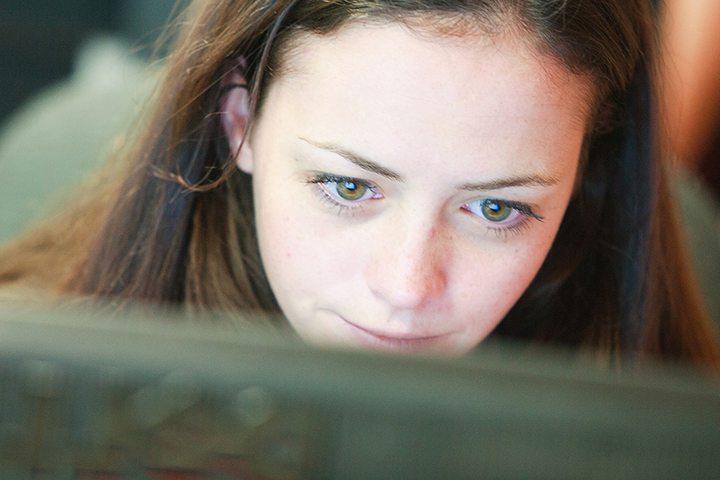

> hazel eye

[
  {"left": 462, "top": 198, "right": 522, "bottom": 224},
  {"left": 461, "top": 197, "right": 544, "bottom": 238},
  {"left": 305, "top": 173, "right": 383, "bottom": 210},
  {"left": 480, "top": 199, "right": 512, "bottom": 222},
  {"left": 336, "top": 180, "right": 368, "bottom": 201}
]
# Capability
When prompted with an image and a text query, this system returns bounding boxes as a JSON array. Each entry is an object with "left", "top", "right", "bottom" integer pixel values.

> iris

[
  {"left": 481, "top": 199, "right": 512, "bottom": 222},
  {"left": 336, "top": 180, "right": 367, "bottom": 201}
]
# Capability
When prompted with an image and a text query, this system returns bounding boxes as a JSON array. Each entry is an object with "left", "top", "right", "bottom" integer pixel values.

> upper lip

[{"left": 341, "top": 316, "right": 445, "bottom": 340}]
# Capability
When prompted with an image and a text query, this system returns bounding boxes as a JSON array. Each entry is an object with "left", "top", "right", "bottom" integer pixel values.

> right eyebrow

[{"left": 298, "top": 137, "right": 404, "bottom": 181}]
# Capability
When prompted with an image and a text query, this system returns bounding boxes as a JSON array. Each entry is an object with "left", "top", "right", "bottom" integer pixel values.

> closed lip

[{"left": 340, "top": 316, "right": 446, "bottom": 342}]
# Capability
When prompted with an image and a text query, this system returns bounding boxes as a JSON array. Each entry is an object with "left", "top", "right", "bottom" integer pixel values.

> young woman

[{"left": 1, "top": 0, "right": 718, "bottom": 367}]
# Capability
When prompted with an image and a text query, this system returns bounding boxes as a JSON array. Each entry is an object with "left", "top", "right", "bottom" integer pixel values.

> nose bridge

[{"left": 366, "top": 210, "right": 448, "bottom": 309}]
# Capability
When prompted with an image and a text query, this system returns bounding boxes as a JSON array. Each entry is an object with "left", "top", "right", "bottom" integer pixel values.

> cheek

[
  {"left": 254, "top": 176, "right": 368, "bottom": 307},
  {"left": 255, "top": 188, "right": 317, "bottom": 290},
  {"left": 452, "top": 229, "right": 558, "bottom": 335}
]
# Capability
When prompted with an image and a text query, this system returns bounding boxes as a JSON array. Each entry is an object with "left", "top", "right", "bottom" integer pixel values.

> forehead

[{"left": 260, "top": 21, "right": 593, "bottom": 180}]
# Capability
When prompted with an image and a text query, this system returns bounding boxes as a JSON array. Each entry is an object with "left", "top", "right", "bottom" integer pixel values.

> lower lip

[{"left": 340, "top": 317, "right": 446, "bottom": 353}]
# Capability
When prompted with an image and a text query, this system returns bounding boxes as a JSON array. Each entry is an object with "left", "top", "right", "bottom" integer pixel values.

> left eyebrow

[{"left": 458, "top": 174, "right": 560, "bottom": 191}]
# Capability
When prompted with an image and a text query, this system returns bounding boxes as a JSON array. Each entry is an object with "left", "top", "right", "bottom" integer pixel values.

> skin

[{"left": 223, "top": 21, "right": 593, "bottom": 355}]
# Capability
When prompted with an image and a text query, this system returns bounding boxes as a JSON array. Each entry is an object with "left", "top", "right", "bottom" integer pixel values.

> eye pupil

[
  {"left": 481, "top": 199, "right": 511, "bottom": 221},
  {"left": 336, "top": 180, "right": 367, "bottom": 200}
]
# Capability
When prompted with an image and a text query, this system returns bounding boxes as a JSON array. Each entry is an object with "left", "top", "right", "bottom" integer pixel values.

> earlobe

[
  {"left": 220, "top": 68, "right": 254, "bottom": 174},
  {"left": 236, "top": 138, "right": 255, "bottom": 175}
]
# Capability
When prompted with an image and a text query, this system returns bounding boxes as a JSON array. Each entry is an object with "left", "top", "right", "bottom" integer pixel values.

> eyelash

[{"left": 304, "top": 173, "right": 544, "bottom": 238}]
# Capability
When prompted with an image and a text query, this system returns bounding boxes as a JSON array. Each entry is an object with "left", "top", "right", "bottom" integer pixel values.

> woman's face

[{"left": 227, "top": 21, "right": 592, "bottom": 355}]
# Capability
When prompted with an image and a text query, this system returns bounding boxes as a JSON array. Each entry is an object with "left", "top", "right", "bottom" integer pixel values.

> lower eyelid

[
  {"left": 485, "top": 216, "right": 534, "bottom": 239},
  {"left": 460, "top": 204, "right": 538, "bottom": 238},
  {"left": 314, "top": 183, "right": 364, "bottom": 214},
  {"left": 312, "top": 184, "right": 350, "bottom": 212},
  {"left": 316, "top": 183, "right": 345, "bottom": 204}
]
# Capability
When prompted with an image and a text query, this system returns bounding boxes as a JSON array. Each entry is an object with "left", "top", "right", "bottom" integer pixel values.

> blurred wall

[
  {"left": 0, "top": 0, "right": 181, "bottom": 127},
  {"left": 659, "top": 0, "right": 720, "bottom": 197}
]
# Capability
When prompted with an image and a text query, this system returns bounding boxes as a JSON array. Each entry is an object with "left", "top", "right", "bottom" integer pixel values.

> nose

[{"left": 364, "top": 215, "right": 448, "bottom": 311}]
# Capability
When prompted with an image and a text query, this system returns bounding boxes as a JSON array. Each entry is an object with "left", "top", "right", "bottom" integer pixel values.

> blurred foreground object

[
  {"left": 0, "top": 308, "right": 718, "bottom": 479},
  {"left": 659, "top": 0, "right": 720, "bottom": 196}
]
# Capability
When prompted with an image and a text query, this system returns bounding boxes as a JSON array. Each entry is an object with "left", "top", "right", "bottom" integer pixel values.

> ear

[{"left": 220, "top": 67, "right": 254, "bottom": 174}]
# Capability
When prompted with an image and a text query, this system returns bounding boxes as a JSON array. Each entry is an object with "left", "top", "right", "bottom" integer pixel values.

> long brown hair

[{"left": 1, "top": 0, "right": 718, "bottom": 370}]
